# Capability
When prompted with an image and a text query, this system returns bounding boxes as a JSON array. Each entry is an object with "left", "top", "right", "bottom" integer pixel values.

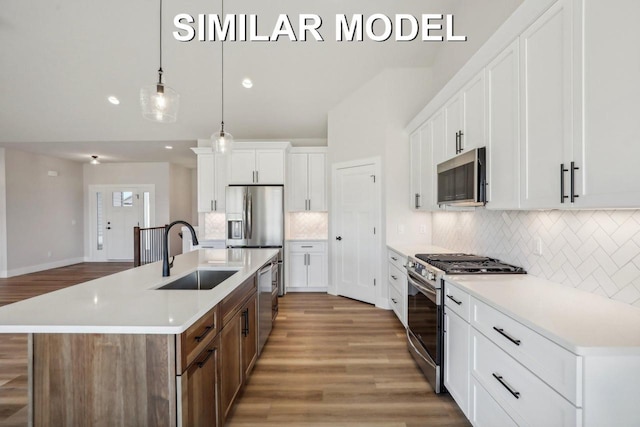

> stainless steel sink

[{"left": 157, "top": 269, "right": 239, "bottom": 290}]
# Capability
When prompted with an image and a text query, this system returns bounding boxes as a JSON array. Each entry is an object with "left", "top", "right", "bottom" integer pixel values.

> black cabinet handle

[
  {"left": 195, "top": 325, "right": 214, "bottom": 343},
  {"left": 197, "top": 348, "right": 216, "bottom": 369},
  {"left": 560, "top": 163, "right": 569, "bottom": 203},
  {"left": 493, "top": 373, "right": 520, "bottom": 399},
  {"left": 447, "top": 295, "right": 462, "bottom": 305},
  {"left": 391, "top": 275, "right": 397, "bottom": 280},
  {"left": 493, "top": 326, "right": 521, "bottom": 346},
  {"left": 391, "top": 256, "right": 398, "bottom": 261},
  {"left": 242, "top": 308, "right": 250, "bottom": 337},
  {"left": 570, "top": 161, "right": 580, "bottom": 203},
  {"left": 336, "top": 236, "right": 342, "bottom": 241},
  {"left": 455, "top": 131, "right": 460, "bottom": 154},
  {"left": 391, "top": 298, "right": 397, "bottom": 304},
  {"left": 458, "top": 130, "right": 464, "bottom": 153}
]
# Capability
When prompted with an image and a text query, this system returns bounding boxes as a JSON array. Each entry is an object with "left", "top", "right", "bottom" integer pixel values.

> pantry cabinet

[
  {"left": 288, "top": 149, "right": 327, "bottom": 211},
  {"left": 192, "top": 147, "right": 227, "bottom": 213},
  {"left": 287, "top": 241, "right": 327, "bottom": 291}
]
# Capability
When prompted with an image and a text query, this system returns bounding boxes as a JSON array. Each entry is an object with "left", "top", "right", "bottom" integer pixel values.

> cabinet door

[
  {"left": 487, "top": 40, "right": 520, "bottom": 209},
  {"left": 409, "top": 131, "right": 422, "bottom": 209},
  {"left": 419, "top": 121, "right": 434, "bottom": 211},
  {"left": 197, "top": 153, "right": 215, "bottom": 212},
  {"left": 229, "top": 150, "right": 256, "bottom": 184},
  {"left": 307, "top": 153, "right": 326, "bottom": 211},
  {"left": 469, "top": 376, "right": 518, "bottom": 427},
  {"left": 431, "top": 109, "right": 446, "bottom": 209},
  {"left": 255, "top": 150, "right": 285, "bottom": 184},
  {"left": 579, "top": 0, "right": 640, "bottom": 208},
  {"left": 462, "top": 70, "right": 486, "bottom": 152},
  {"left": 445, "top": 94, "right": 463, "bottom": 159},
  {"left": 241, "top": 294, "right": 258, "bottom": 379},
  {"left": 214, "top": 153, "right": 227, "bottom": 212},
  {"left": 180, "top": 335, "right": 220, "bottom": 427},
  {"left": 288, "top": 252, "right": 308, "bottom": 288},
  {"left": 520, "top": 0, "right": 573, "bottom": 209},
  {"left": 288, "top": 153, "right": 308, "bottom": 211},
  {"left": 220, "top": 311, "right": 243, "bottom": 422},
  {"left": 307, "top": 252, "right": 326, "bottom": 288},
  {"left": 444, "top": 308, "right": 470, "bottom": 417}
]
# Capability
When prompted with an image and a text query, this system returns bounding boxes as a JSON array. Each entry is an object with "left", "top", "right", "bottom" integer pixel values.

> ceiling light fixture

[
  {"left": 211, "top": 0, "right": 234, "bottom": 154},
  {"left": 90, "top": 155, "right": 100, "bottom": 165},
  {"left": 108, "top": 96, "right": 120, "bottom": 105},
  {"left": 140, "top": 0, "right": 179, "bottom": 123},
  {"left": 165, "top": 145, "right": 173, "bottom": 150},
  {"left": 242, "top": 78, "right": 253, "bottom": 89}
]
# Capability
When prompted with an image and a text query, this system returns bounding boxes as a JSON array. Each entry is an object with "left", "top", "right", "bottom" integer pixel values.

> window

[
  {"left": 112, "top": 191, "right": 134, "bottom": 207},
  {"left": 96, "top": 192, "right": 103, "bottom": 250}
]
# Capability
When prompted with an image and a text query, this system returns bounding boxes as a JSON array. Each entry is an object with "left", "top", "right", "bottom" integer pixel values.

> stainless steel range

[{"left": 405, "top": 253, "right": 525, "bottom": 394}]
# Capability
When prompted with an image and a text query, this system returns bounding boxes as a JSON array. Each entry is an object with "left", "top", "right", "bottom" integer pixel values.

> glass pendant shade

[
  {"left": 140, "top": 82, "right": 179, "bottom": 123},
  {"left": 212, "top": 126, "right": 234, "bottom": 154}
]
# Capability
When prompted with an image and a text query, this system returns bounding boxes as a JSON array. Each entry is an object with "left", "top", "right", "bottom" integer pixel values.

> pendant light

[
  {"left": 212, "top": 0, "right": 234, "bottom": 154},
  {"left": 90, "top": 155, "right": 100, "bottom": 165},
  {"left": 140, "top": 0, "right": 179, "bottom": 123}
]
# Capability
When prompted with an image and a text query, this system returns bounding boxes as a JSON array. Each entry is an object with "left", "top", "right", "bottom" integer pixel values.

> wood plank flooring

[
  {"left": 0, "top": 265, "right": 469, "bottom": 427},
  {"left": 0, "top": 262, "right": 132, "bottom": 427},
  {"left": 226, "top": 293, "right": 469, "bottom": 427}
]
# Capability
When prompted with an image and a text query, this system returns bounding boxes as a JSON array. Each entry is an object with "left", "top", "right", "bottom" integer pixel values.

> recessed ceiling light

[
  {"left": 165, "top": 145, "right": 173, "bottom": 150},
  {"left": 242, "top": 78, "right": 253, "bottom": 89},
  {"left": 90, "top": 155, "right": 100, "bottom": 165},
  {"left": 107, "top": 96, "right": 120, "bottom": 105}
]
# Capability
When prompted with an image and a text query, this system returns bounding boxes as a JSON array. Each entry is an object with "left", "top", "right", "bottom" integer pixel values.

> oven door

[{"left": 407, "top": 272, "right": 442, "bottom": 366}]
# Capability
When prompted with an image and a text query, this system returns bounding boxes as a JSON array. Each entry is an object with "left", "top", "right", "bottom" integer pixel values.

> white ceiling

[{"left": 0, "top": 0, "right": 457, "bottom": 166}]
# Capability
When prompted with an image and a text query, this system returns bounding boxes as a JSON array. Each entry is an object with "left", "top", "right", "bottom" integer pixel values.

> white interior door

[
  {"left": 334, "top": 162, "right": 379, "bottom": 305},
  {"left": 105, "top": 188, "right": 143, "bottom": 260}
]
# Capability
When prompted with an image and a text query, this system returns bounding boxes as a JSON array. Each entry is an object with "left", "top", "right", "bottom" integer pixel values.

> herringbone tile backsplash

[{"left": 432, "top": 210, "right": 640, "bottom": 307}]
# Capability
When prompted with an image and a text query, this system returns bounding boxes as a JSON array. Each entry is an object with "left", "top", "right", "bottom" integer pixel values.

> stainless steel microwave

[{"left": 436, "top": 147, "right": 487, "bottom": 207}]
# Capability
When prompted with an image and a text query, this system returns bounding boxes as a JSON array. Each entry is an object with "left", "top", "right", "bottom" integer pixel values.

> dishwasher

[{"left": 257, "top": 260, "right": 274, "bottom": 355}]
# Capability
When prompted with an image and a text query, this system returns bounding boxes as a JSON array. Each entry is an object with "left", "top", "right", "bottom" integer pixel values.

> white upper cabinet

[
  {"left": 287, "top": 149, "right": 326, "bottom": 212},
  {"left": 192, "top": 146, "right": 227, "bottom": 213},
  {"left": 445, "top": 94, "right": 464, "bottom": 159},
  {"left": 578, "top": 0, "right": 640, "bottom": 208},
  {"left": 486, "top": 40, "right": 520, "bottom": 209},
  {"left": 520, "top": 0, "right": 575, "bottom": 209},
  {"left": 228, "top": 143, "right": 289, "bottom": 185},
  {"left": 462, "top": 70, "right": 487, "bottom": 153},
  {"left": 419, "top": 121, "right": 435, "bottom": 211},
  {"left": 409, "top": 131, "right": 422, "bottom": 209}
]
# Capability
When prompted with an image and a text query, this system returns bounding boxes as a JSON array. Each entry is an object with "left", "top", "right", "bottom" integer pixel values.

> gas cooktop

[{"left": 415, "top": 253, "right": 526, "bottom": 274}]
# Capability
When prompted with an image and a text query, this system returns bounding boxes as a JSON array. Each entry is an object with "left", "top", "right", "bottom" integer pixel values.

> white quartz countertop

[
  {"left": 0, "top": 248, "right": 278, "bottom": 335},
  {"left": 386, "top": 243, "right": 455, "bottom": 258},
  {"left": 446, "top": 274, "right": 640, "bottom": 356}
]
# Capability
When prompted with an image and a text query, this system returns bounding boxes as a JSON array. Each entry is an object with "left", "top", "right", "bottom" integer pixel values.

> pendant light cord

[
  {"left": 220, "top": 0, "right": 225, "bottom": 131},
  {"left": 158, "top": 0, "right": 164, "bottom": 84}
]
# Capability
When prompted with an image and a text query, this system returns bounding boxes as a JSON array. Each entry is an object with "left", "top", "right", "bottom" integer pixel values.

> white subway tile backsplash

[{"left": 433, "top": 209, "right": 640, "bottom": 306}]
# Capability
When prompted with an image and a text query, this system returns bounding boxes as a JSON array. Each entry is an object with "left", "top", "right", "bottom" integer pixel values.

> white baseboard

[
  {"left": 2, "top": 257, "right": 85, "bottom": 278},
  {"left": 286, "top": 287, "right": 328, "bottom": 293}
]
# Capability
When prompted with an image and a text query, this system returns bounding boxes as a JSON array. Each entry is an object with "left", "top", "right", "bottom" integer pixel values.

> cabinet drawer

[
  {"left": 177, "top": 305, "right": 220, "bottom": 373},
  {"left": 444, "top": 281, "right": 470, "bottom": 322},
  {"left": 471, "top": 329, "right": 580, "bottom": 427},
  {"left": 289, "top": 241, "right": 326, "bottom": 253},
  {"left": 469, "top": 375, "right": 518, "bottom": 427},
  {"left": 387, "top": 249, "right": 407, "bottom": 271},
  {"left": 389, "top": 283, "right": 404, "bottom": 326},
  {"left": 221, "top": 276, "right": 257, "bottom": 326},
  {"left": 471, "top": 297, "right": 581, "bottom": 405},
  {"left": 388, "top": 263, "right": 406, "bottom": 294}
]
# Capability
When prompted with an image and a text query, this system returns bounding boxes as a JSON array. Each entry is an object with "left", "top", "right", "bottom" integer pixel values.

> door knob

[
  {"left": 336, "top": 236, "right": 342, "bottom": 241},
  {"left": 106, "top": 227, "right": 111, "bottom": 230}
]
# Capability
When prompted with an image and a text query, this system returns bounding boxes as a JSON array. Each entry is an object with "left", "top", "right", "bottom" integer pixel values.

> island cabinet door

[
  {"left": 242, "top": 293, "right": 258, "bottom": 379},
  {"left": 220, "top": 311, "right": 243, "bottom": 423},
  {"left": 180, "top": 334, "right": 221, "bottom": 427}
]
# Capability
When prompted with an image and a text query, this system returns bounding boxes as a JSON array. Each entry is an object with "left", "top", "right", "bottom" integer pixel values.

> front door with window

[{"left": 105, "top": 189, "right": 143, "bottom": 260}]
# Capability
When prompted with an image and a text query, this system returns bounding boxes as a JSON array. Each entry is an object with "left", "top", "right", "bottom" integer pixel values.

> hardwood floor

[
  {"left": 0, "top": 262, "right": 132, "bottom": 427},
  {"left": 0, "top": 266, "right": 469, "bottom": 427},
  {"left": 226, "top": 293, "right": 470, "bottom": 427}
]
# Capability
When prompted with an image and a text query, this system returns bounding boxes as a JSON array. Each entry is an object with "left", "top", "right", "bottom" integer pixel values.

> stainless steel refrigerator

[{"left": 225, "top": 185, "right": 284, "bottom": 296}]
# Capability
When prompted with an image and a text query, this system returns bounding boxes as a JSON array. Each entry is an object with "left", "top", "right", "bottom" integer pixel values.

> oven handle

[
  {"left": 406, "top": 330, "right": 436, "bottom": 369},
  {"left": 407, "top": 274, "right": 438, "bottom": 300}
]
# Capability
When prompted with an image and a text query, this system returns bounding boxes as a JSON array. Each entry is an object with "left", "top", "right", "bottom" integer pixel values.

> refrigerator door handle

[
  {"left": 247, "top": 191, "right": 253, "bottom": 239},
  {"left": 243, "top": 190, "right": 249, "bottom": 238}
]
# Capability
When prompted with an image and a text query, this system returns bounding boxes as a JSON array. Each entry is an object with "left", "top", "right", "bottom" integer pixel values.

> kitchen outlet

[
  {"left": 533, "top": 237, "right": 543, "bottom": 256},
  {"left": 397, "top": 224, "right": 405, "bottom": 234},
  {"left": 419, "top": 225, "right": 428, "bottom": 234}
]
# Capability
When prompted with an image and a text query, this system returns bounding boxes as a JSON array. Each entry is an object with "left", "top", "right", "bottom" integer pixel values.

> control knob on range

[
  {"left": 405, "top": 261, "right": 414, "bottom": 269},
  {"left": 420, "top": 269, "right": 427, "bottom": 277},
  {"left": 427, "top": 272, "right": 436, "bottom": 281}
]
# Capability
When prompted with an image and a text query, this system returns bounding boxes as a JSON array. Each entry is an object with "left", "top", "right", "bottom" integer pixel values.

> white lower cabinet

[
  {"left": 444, "top": 307, "right": 470, "bottom": 417},
  {"left": 469, "top": 376, "right": 517, "bottom": 427},
  {"left": 387, "top": 249, "right": 408, "bottom": 326},
  {"left": 287, "top": 241, "right": 327, "bottom": 291}
]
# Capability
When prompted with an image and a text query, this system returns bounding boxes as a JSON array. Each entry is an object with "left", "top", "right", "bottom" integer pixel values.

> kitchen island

[{"left": 0, "top": 248, "right": 279, "bottom": 427}]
